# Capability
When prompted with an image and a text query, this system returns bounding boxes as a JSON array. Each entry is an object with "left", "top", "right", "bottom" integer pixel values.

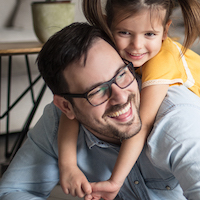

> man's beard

[
  {"left": 73, "top": 94, "right": 141, "bottom": 141},
  {"left": 87, "top": 120, "right": 141, "bottom": 140}
]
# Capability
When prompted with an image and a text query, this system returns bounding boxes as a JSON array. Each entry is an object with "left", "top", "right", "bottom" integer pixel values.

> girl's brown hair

[{"left": 83, "top": 0, "right": 200, "bottom": 54}]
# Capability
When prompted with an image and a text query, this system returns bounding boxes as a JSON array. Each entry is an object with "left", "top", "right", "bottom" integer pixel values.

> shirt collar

[{"left": 81, "top": 124, "right": 119, "bottom": 150}]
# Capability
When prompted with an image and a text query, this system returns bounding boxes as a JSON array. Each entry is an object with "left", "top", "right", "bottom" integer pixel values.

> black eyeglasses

[{"left": 60, "top": 60, "right": 135, "bottom": 106}]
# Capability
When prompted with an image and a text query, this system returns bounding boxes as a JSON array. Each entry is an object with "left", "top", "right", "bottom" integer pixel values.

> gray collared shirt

[{"left": 0, "top": 85, "right": 200, "bottom": 199}]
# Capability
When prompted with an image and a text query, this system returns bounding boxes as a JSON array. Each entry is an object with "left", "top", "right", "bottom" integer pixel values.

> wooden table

[
  {"left": 0, "top": 41, "right": 46, "bottom": 160},
  {"left": 0, "top": 42, "right": 43, "bottom": 55}
]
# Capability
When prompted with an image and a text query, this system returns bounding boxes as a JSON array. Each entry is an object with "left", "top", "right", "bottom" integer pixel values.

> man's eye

[
  {"left": 118, "top": 71, "right": 126, "bottom": 78},
  {"left": 89, "top": 87, "right": 107, "bottom": 98},
  {"left": 116, "top": 70, "right": 127, "bottom": 83},
  {"left": 119, "top": 67, "right": 129, "bottom": 77},
  {"left": 89, "top": 88, "right": 101, "bottom": 97}
]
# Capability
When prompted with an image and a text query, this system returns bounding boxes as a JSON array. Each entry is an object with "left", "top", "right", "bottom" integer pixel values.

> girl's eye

[
  {"left": 118, "top": 31, "right": 130, "bottom": 35},
  {"left": 145, "top": 32, "right": 156, "bottom": 37}
]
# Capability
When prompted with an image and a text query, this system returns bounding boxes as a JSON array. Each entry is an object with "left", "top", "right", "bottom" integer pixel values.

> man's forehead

[
  {"left": 65, "top": 39, "right": 124, "bottom": 93},
  {"left": 85, "top": 39, "right": 122, "bottom": 66},
  {"left": 72, "top": 38, "right": 122, "bottom": 71}
]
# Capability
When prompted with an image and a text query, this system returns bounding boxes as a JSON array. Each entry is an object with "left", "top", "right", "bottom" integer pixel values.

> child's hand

[
  {"left": 59, "top": 165, "right": 92, "bottom": 198},
  {"left": 84, "top": 179, "right": 121, "bottom": 200}
]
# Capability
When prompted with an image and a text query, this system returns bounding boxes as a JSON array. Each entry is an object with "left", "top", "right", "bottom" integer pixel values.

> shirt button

[
  {"left": 166, "top": 186, "right": 171, "bottom": 190},
  {"left": 98, "top": 142, "right": 104, "bottom": 145},
  {"left": 134, "top": 180, "right": 139, "bottom": 185}
]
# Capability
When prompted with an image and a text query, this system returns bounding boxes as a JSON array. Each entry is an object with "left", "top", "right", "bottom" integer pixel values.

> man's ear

[
  {"left": 53, "top": 95, "right": 75, "bottom": 120},
  {"left": 163, "top": 19, "right": 172, "bottom": 40}
]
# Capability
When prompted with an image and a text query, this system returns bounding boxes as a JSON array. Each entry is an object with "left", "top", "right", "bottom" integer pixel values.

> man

[{"left": 0, "top": 22, "right": 200, "bottom": 200}]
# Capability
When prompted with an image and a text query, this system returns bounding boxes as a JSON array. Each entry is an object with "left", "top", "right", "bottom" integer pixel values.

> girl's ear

[
  {"left": 163, "top": 19, "right": 172, "bottom": 40},
  {"left": 53, "top": 95, "right": 75, "bottom": 120}
]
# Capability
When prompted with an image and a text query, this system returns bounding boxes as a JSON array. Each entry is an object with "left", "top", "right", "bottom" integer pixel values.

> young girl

[{"left": 58, "top": 0, "right": 200, "bottom": 198}]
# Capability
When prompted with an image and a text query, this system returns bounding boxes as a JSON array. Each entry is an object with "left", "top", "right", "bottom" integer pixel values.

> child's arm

[
  {"left": 58, "top": 113, "right": 92, "bottom": 197},
  {"left": 88, "top": 84, "right": 169, "bottom": 200},
  {"left": 110, "top": 84, "right": 169, "bottom": 184}
]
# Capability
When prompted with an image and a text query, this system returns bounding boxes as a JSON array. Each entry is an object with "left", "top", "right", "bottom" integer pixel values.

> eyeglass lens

[{"left": 87, "top": 64, "right": 134, "bottom": 106}]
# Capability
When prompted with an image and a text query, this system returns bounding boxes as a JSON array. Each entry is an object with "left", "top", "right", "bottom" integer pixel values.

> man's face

[{"left": 64, "top": 39, "right": 141, "bottom": 143}]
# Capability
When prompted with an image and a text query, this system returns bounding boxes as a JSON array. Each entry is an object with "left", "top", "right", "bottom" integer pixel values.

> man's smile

[{"left": 107, "top": 102, "right": 131, "bottom": 118}]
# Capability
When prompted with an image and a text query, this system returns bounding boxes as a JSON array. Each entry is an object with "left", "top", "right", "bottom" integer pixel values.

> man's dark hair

[{"left": 37, "top": 22, "right": 116, "bottom": 98}]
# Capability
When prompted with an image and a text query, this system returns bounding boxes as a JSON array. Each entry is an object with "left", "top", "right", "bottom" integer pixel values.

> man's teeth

[{"left": 108, "top": 103, "right": 130, "bottom": 117}]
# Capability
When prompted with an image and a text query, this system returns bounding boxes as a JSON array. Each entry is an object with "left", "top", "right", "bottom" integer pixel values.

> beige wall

[
  {"left": 1, "top": 1, "right": 200, "bottom": 53},
  {"left": 0, "top": 0, "right": 86, "bottom": 42},
  {"left": 0, "top": 1, "right": 87, "bottom": 134}
]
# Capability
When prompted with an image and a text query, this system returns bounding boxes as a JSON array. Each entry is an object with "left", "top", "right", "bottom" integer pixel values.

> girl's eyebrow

[
  {"left": 113, "top": 27, "right": 129, "bottom": 31},
  {"left": 146, "top": 29, "right": 160, "bottom": 33},
  {"left": 113, "top": 26, "right": 161, "bottom": 33}
]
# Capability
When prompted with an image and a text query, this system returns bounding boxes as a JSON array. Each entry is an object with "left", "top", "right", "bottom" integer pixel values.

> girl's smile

[{"left": 112, "top": 9, "right": 168, "bottom": 67}]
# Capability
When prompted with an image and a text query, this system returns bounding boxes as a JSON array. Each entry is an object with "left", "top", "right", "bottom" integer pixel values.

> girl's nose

[
  {"left": 131, "top": 35, "right": 143, "bottom": 50},
  {"left": 108, "top": 83, "right": 128, "bottom": 105}
]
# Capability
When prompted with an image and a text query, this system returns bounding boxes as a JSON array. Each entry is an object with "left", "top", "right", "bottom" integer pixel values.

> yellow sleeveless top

[{"left": 136, "top": 37, "right": 200, "bottom": 97}]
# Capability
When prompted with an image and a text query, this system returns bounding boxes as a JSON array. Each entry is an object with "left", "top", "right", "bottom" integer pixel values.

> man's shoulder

[
  {"left": 148, "top": 85, "right": 200, "bottom": 151},
  {"left": 43, "top": 102, "right": 62, "bottom": 121},
  {"left": 28, "top": 102, "right": 62, "bottom": 143},
  {"left": 37, "top": 102, "right": 62, "bottom": 129},
  {"left": 157, "top": 85, "right": 200, "bottom": 119}
]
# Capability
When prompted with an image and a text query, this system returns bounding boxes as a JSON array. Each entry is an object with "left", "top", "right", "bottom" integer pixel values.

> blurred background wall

[{"left": 0, "top": 0, "right": 86, "bottom": 42}]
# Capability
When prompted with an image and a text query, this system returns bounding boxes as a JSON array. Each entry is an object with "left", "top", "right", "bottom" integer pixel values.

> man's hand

[
  {"left": 85, "top": 180, "right": 121, "bottom": 200},
  {"left": 59, "top": 165, "right": 92, "bottom": 197}
]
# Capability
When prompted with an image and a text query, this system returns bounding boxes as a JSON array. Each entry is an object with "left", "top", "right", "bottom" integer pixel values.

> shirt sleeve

[
  {"left": 141, "top": 40, "right": 185, "bottom": 88},
  {"left": 147, "top": 86, "right": 200, "bottom": 199},
  {"left": 0, "top": 103, "right": 60, "bottom": 200}
]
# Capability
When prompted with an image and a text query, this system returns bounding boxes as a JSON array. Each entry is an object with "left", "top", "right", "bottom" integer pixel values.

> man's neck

[{"left": 83, "top": 125, "right": 121, "bottom": 145}]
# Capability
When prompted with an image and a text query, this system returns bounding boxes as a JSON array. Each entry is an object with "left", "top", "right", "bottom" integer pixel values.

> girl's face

[{"left": 112, "top": 9, "right": 170, "bottom": 68}]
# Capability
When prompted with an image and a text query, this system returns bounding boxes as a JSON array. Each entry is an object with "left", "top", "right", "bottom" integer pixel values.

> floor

[{"left": 48, "top": 185, "right": 83, "bottom": 200}]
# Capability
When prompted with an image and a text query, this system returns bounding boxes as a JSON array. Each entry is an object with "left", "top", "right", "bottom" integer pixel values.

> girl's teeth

[{"left": 131, "top": 53, "right": 142, "bottom": 56}]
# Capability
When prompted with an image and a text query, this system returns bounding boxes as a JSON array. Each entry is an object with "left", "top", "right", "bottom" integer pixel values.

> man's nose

[{"left": 109, "top": 83, "right": 128, "bottom": 105}]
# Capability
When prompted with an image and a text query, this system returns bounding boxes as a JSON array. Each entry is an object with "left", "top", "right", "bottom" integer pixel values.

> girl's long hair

[{"left": 82, "top": 0, "right": 200, "bottom": 54}]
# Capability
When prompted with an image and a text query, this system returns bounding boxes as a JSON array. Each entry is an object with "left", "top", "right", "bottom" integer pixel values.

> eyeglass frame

[{"left": 59, "top": 59, "right": 135, "bottom": 106}]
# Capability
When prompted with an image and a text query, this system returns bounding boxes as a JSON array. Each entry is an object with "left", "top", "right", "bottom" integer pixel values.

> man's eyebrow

[{"left": 84, "top": 63, "right": 125, "bottom": 92}]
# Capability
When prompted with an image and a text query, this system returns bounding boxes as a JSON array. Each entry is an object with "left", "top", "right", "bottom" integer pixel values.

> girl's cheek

[{"left": 115, "top": 40, "right": 124, "bottom": 50}]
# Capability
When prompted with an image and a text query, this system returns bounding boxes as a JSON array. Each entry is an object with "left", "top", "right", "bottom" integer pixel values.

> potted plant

[{"left": 31, "top": 0, "right": 75, "bottom": 43}]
